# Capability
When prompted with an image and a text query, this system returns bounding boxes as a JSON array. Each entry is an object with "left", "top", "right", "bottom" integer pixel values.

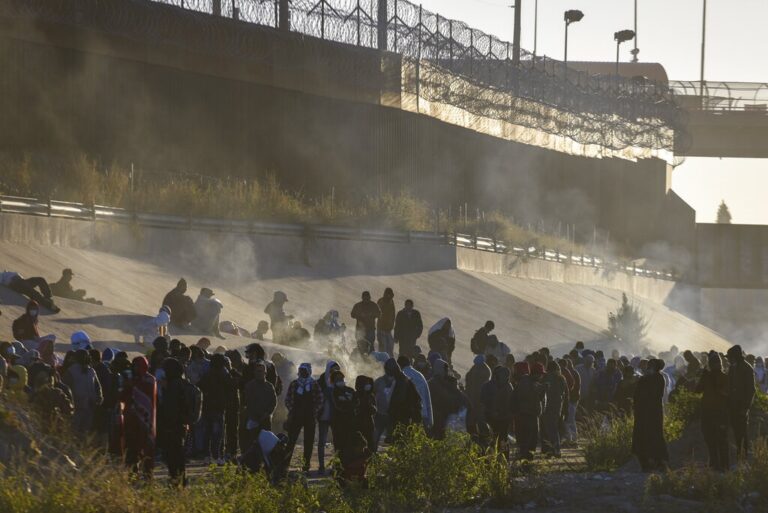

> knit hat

[
  {"left": 298, "top": 362, "right": 312, "bottom": 376},
  {"left": 71, "top": 331, "right": 92, "bottom": 351},
  {"left": 531, "top": 362, "right": 546, "bottom": 376},
  {"left": 473, "top": 354, "right": 486, "bottom": 366},
  {"left": 102, "top": 347, "right": 116, "bottom": 363}
]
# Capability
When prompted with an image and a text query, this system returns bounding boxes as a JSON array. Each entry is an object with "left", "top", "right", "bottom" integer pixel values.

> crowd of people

[{"left": 1, "top": 276, "right": 767, "bottom": 489}]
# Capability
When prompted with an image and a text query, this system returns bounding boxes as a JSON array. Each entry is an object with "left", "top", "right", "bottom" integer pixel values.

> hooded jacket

[
  {"left": 376, "top": 294, "right": 396, "bottom": 332},
  {"left": 481, "top": 366, "right": 514, "bottom": 424},
  {"left": 385, "top": 359, "right": 423, "bottom": 428},
  {"left": 465, "top": 355, "right": 492, "bottom": 412},
  {"left": 63, "top": 362, "right": 103, "bottom": 411},
  {"left": 402, "top": 364, "right": 432, "bottom": 428},
  {"left": 394, "top": 308, "right": 423, "bottom": 342},
  {"left": 12, "top": 300, "right": 40, "bottom": 341}
]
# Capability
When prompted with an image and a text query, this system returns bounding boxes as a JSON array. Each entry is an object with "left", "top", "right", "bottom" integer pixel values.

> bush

[
  {"left": 605, "top": 293, "right": 649, "bottom": 347},
  {"left": 664, "top": 389, "right": 701, "bottom": 441},
  {"left": 579, "top": 410, "right": 634, "bottom": 471}
]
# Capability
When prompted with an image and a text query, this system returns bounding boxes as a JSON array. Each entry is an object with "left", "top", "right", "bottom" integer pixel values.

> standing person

[
  {"left": 92, "top": 349, "right": 118, "bottom": 446},
  {"left": 428, "top": 359, "right": 466, "bottom": 439},
  {"left": 613, "top": 365, "right": 639, "bottom": 414},
  {"left": 1, "top": 271, "right": 59, "bottom": 312},
  {"left": 465, "top": 354, "right": 491, "bottom": 446},
  {"left": 354, "top": 375, "right": 377, "bottom": 455},
  {"left": 398, "top": 355, "right": 433, "bottom": 432},
  {"left": 376, "top": 288, "right": 396, "bottom": 356},
  {"left": 726, "top": 345, "right": 756, "bottom": 461},
  {"left": 243, "top": 361, "right": 277, "bottom": 435},
  {"left": 393, "top": 299, "right": 423, "bottom": 359},
  {"left": 63, "top": 349, "right": 103, "bottom": 435},
  {"left": 696, "top": 351, "right": 730, "bottom": 471},
  {"left": 632, "top": 359, "right": 669, "bottom": 472},
  {"left": 384, "top": 358, "right": 422, "bottom": 438},
  {"left": 330, "top": 370, "right": 357, "bottom": 463},
  {"left": 481, "top": 366, "right": 514, "bottom": 459},
  {"left": 592, "top": 358, "right": 622, "bottom": 412},
  {"left": 575, "top": 354, "right": 597, "bottom": 411},
  {"left": 317, "top": 360, "right": 340, "bottom": 474},
  {"left": 285, "top": 363, "right": 323, "bottom": 473},
  {"left": 562, "top": 358, "right": 580, "bottom": 444},
  {"left": 162, "top": 278, "right": 196, "bottom": 328},
  {"left": 755, "top": 357, "right": 767, "bottom": 393},
  {"left": 512, "top": 362, "right": 543, "bottom": 460},
  {"left": 264, "top": 291, "right": 292, "bottom": 343},
  {"left": 198, "top": 354, "right": 237, "bottom": 465},
  {"left": 351, "top": 291, "right": 380, "bottom": 346},
  {"left": 158, "top": 358, "right": 192, "bottom": 487},
  {"left": 121, "top": 356, "right": 157, "bottom": 479},
  {"left": 541, "top": 361, "right": 568, "bottom": 457},
  {"left": 222, "top": 353, "right": 241, "bottom": 462},
  {"left": 427, "top": 318, "right": 456, "bottom": 365},
  {"left": 192, "top": 288, "right": 224, "bottom": 338}
]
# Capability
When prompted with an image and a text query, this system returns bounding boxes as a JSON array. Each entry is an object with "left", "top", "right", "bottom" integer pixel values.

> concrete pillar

[{"left": 377, "top": 0, "right": 388, "bottom": 51}]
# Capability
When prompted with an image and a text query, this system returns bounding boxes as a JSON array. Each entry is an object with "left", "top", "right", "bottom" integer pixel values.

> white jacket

[{"left": 403, "top": 365, "right": 433, "bottom": 428}]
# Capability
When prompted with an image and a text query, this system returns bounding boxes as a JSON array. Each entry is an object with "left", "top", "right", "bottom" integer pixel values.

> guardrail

[{"left": 0, "top": 195, "right": 677, "bottom": 281}]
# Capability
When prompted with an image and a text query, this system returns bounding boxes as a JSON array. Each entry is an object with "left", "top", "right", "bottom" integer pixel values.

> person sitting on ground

[
  {"left": 49, "top": 268, "right": 102, "bottom": 305},
  {"left": 284, "top": 320, "right": 311, "bottom": 347},
  {"left": 192, "top": 288, "right": 223, "bottom": 338},
  {"left": 350, "top": 339, "right": 389, "bottom": 366},
  {"left": 351, "top": 291, "right": 380, "bottom": 346},
  {"left": 314, "top": 310, "right": 346, "bottom": 346},
  {"left": 0, "top": 270, "right": 60, "bottom": 312},
  {"left": 162, "top": 278, "right": 196, "bottom": 329},
  {"left": 484, "top": 334, "right": 511, "bottom": 362},
  {"left": 470, "top": 321, "right": 495, "bottom": 355},
  {"left": 428, "top": 318, "right": 456, "bottom": 365},
  {"left": 252, "top": 321, "right": 270, "bottom": 341},
  {"left": 135, "top": 306, "right": 171, "bottom": 345},
  {"left": 12, "top": 300, "right": 57, "bottom": 349}
]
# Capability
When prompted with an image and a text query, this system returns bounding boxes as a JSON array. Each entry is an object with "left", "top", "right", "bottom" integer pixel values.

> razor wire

[{"left": 3, "top": 0, "right": 684, "bottom": 151}]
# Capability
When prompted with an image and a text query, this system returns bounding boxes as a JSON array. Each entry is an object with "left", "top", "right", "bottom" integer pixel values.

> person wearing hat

[
  {"left": 726, "top": 345, "right": 756, "bottom": 461},
  {"left": 50, "top": 269, "right": 102, "bottom": 305},
  {"left": 161, "top": 278, "right": 196, "bottom": 329},
  {"left": 264, "top": 291, "right": 292, "bottom": 344},
  {"left": 192, "top": 288, "right": 224, "bottom": 338}
]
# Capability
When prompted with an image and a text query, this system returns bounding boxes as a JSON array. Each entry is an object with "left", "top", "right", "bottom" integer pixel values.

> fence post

[
  {"left": 356, "top": 0, "right": 361, "bottom": 46},
  {"left": 232, "top": 0, "right": 239, "bottom": 20},
  {"left": 213, "top": 0, "right": 221, "bottom": 16},
  {"left": 449, "top": 20, "right": 454, "bottom": 63},
  {"left": 321, "top": 0, "right": 325, "bottom": 39},
  {"left": 416, "top": 4, "right": 422, "bottom": 112},
  {"left": 47, "top": 198, "right": 52, "bottom": 217},
  {"left": 278, "top": 0, "right": 290, "bottom": 30},
  {"left": 541, "top": 246, "right": 546, "bottom": 260},
  {"left": 377, "top": 0, "right": 388, "bottom": 51}
]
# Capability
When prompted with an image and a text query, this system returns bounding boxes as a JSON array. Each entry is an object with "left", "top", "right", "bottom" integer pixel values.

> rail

[
  {"left": 0, "top": 195, "right": 677, "bottom": 281},
  {"left": 670, "top": 81, "right": 768, "bottom": 113}
]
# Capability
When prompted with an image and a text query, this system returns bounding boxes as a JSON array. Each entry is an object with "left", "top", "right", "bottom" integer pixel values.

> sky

[{"left": 415, "top": 0, "right": 768, "bottom": 223}]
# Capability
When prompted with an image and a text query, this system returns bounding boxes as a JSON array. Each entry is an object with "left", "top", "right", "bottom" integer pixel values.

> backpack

[
  {"left": 470, "top": 329, "right": 487, "bottom": 355},
  {"left": 182, "top": 380, "right": 203, "bottom": 425}
]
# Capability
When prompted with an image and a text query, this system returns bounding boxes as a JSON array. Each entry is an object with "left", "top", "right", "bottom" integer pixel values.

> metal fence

[
  {"left": 670, "top": 81, "right": 768, "bottom": 113},
  {"left": 0, "top": 195, "right": 676, "bottom": 281}
]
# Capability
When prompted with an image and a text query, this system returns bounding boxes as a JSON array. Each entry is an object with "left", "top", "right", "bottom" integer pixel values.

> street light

[
  {"left": 614, "top": 29, "right": 635, "bottom": 76},
  {"left": 563, "top": 10, "right": 584, "bottom": 79}
]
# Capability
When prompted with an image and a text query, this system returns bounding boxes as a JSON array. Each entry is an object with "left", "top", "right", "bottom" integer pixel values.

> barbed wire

[{"left": 4, "top": 0, "right": 684, "bottom": 152}]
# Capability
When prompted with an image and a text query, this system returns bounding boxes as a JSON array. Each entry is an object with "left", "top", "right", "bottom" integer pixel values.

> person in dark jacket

[
  {"left": 1, "top": 271, "right": 59, "bottom": 312},
  {"left": 354, "top": 375, "right": 377, "bottom": 453},
  {"left": 158, "top": 357, "right": 191, "bottom": 486},
  {"left": 317, "top": 360, "right": 340, "bottom": 474},
  {"left": 198, "top": 353, "right": 238, "bottom": 464},
  {"left": 465, "top": 354, "right": 492, "bottom": 446},
  {"left": 264, "top": 291, "right": 292, "bottom": 343},
  {"left": 30, "top": 365, "right": 73, "bottom": 431},
  {"left": 50, "top": 268, "right": 102, "bottom": 305},
  {"left": 285, "top": 363, "right": 323, "bottom": 472},
  {"left": 330, "top": 370, "right": 357, "bottom": 462},
  {"left": 62, "top": 349, "right": 103, "bottom": 435},
  {"left": 162, "top": 278, "right": 196, "bottom": 328},
  {"left": 726, "top": 345, "right": 756, "bottom": 461},
  {"left": 481, "top": 365, "right": 514, "bottom": 458},
  {"left": 376, "top": 288, "right": 396, "bottom": 356},
  {"left": 632, "top": 358, "right": 668, "bottom": 472},
  {"left": 244, "top": 361, "right": 277, "bottom": 435},
  {"left": 12, "top": 300, "right": 42, "bottom": 342},
  {"left": 427, "top": 318, "right": 456, "bottom": 365},
  {"left": 512, "top": 362, "right": 543, "bottom": 460},
  {"left": 91, "top": 349, "right": 117, "bottom": 445},
  {"left": 384, "top": 358, "right": 422, "bottom": 438},
  {"left": 221, "top": 353, "right": 241, "bottom": 461},
  {"left": 428, "top": 359, "right": 466, "bottom": 439},
  {"left": 541, "top": 361, "right": 568, "bottom": 457},
  {"left": 393, "top": 299, "right": 423, "bottom": 359},
  {"left": 471, "top": 321, "right": 495, "bottom": 355},
  {"left": 613, "top": 365, "right": 638, "bottom": 415},
  {"left": 696, "top": 351, "right": 730, "bottom": 471},
  {"left": 351, "top": 291, "right": 380, "bottom": 345}
]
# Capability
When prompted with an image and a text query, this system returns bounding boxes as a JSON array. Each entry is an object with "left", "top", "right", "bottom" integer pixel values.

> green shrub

[
  {"left": 579, "top": 411, "right": 634, "bottom": 471},
  {"left": 664, "top": 389, "right": 701, "bottom": 441}
]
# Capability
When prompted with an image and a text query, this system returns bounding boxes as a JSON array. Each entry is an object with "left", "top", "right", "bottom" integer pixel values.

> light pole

[
  {"left": 631, "top": 0, "right": 639, "bottom": 62},
  {"left": 563, "top": 10, "right": 584, "bottom": 79},
  {"left": 700, "top": 0, "right": 707, "bottom": 106},
  {"left": 513, "top": 0, "right": 522, "bottom": 66},
  {"left": 614, "top": 29, "right": 635, "bottom": 76},
  {"left": 533, "top": 0, "right": 538, "bottom": 57}
]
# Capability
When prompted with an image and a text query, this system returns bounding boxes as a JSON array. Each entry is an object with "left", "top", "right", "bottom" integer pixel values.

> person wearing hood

[
  {"left": 198, "top": 353, "right": 238, "bottom": 465},
  {"left": 511, "top": 361, "right": 544, "bottom": 460},
  {"left": 162, "top": 278, "right": 196, "bottom": 328},
  {"left": 632, "top": 359, "right": 668, "bottom": 472},
  {"left": 384, "top": 358, "right": 422, "bottom": 438},
  {"left": 285, "top": 363, "right": 323, "bottom": 473},
  {"left": 1, "top": 271, "right": 59, "bottom": 312},
  {"left": 613, "top": 365, "right": 639, "bottom": 415},
  {"left": 394, "top": 299, "right": 423, "bottom": 359},
  {"left": 465, "top": 354, "right": 492, "bottom": 445},
  {"left": 376, "top": 288, "right": 396, "bottom": 356},
  {"left": 91, "top": 349, "right": 117, "bottom": 445},
  {"left": 575, "top": 354, "right": 597, "bottom": 410},
  {"left": 756, "top": 356, "right": 768, "bottom": 394},
  {"left": 264, "top": 291, "right": 292, "bottom": 343},
  {"left": 192, "top": 288, "right": 224, "bottom": 338},
  {"left": 696, "top": 351, "right": 730, "bottom": 471},
  {"left": 330, "top": 370, "right": 357, "bottom": 462},
  {"left": 485, "top": 335, "right": 511, "bottom": 363},
  {"left": 726, "top": 345, "right": 756, "bottom": 461},
  {"left": 428, "top": 318, "right": 456, "bottom": 365},
  {"left": 592, "top": 358, "right": 622, "bottom": 411},
  {"left": 121, "top": 356, "right": 157, "bottom": 479},
  {"left": 316, "top": 360, "right": 340, "bottom": 473},
  {"left": 481, "top": 365, "right": 514, "bottom": 458},
  {"left": 244, "top": 361, "right": 277, "bottom": 435},
  {"left": 428, "top": 359, "right": 466, "bottom": 439},
  {"left": 541, "top": 361, "right": 568, "bottom": 457},
  {"left": 398, "top": 355, "right": 432, "bottom": 430},
  {"left": 351, "top": 291, "right": 381, "bottom": 346},
  {"left": 354, "top": 375, "right": 377, "bottom": 454},
  {"left": 62, "top": 349, "right": 103, "bottom": 435},
  {"left": 158, "top": 357, "right": 192, "bottom": 486},
  {"left": 135, "top": 306, "right": 171, "bottom": 345},
  {"left": 12, "top": 300, "right": 44, "bottom": 343},
  {"left": 562, "top": 358, "right": 580, "bottom": 444}
]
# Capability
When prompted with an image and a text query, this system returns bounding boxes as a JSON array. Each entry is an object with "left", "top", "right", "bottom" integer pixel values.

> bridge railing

[
  {"left": 0, "top": 195, "right": 677, "bottom": 281},
  {"left": 670, "top": 81, "right": 768, "bottom": 113}
]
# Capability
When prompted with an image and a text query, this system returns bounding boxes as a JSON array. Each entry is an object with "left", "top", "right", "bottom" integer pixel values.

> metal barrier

[{"left": 0, "top": 195, "right": 676, "bottom": 281}]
